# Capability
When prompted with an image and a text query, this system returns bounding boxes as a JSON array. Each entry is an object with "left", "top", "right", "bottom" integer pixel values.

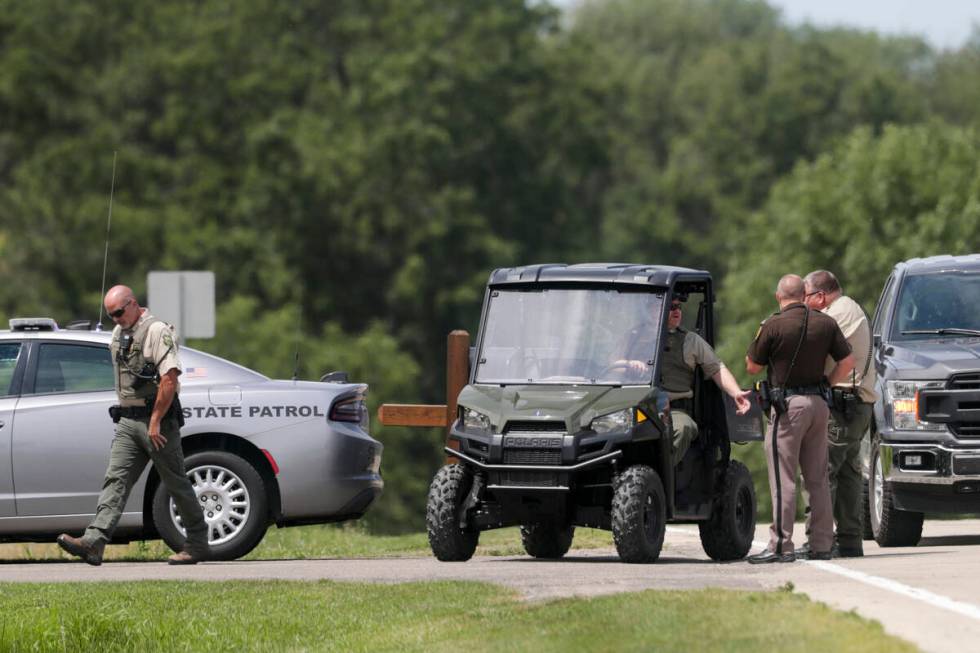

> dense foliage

[{"left": 2, "top": 0, "right": 979, "bottom": 530}]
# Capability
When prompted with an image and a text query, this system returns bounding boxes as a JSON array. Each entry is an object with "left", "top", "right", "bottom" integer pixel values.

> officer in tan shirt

[
  {"left": 619, "top": 295, "right": 751, "bottom": 466},
  {"left": 57, "top": 285, "right": 208, "bottom": 566},
  {"left": 801, "top": 270, "right": 878, "bottom": 558}
]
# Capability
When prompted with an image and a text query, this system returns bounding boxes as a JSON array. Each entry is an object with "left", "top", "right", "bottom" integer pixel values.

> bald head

[
  {"left": 104, "top": 285, "right": 141, "bottom": 328},
  {"left": 104, "top": 285, "right": 136, "bottom": 307},
  {"left": 776, "top": 274, "right": 805, "bottom": 302}
]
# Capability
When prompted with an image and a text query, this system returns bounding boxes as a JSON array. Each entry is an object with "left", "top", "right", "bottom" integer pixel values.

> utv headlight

[
  {"left": 462, "top": 407, "right": 492, "bottom": 433},
  {"left": 886, "top": 380, "right": 945, "bottom": 431},
  {"left": 590, "top": 408, "right": 634, "bottom": 434}
]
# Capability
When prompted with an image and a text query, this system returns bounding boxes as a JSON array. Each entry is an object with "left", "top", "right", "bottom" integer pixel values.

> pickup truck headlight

[
  {"left": 461, "top": 407, "right": 492, "bottom": 434},
  {"left": 590, "top": 408, "right": 634, "bottom": 434},
  {"left": 886, "top": 380, "right": 945, "bottom": 431}
]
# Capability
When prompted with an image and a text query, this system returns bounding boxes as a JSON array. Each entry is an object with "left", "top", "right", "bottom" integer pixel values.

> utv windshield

[
  {"left": 475, "top": 287, "right": 665, "bottom": 385},
  {"left": 892, "top": 271, "right": 980, "bottom": 340}
]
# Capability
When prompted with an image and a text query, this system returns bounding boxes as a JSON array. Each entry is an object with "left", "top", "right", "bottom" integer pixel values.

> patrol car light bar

[{"left": 9, "top": 317, "right": 58, "bottom": 331}]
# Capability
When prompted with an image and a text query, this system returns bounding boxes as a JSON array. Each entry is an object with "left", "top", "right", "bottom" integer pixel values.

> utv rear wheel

[
  {"left": 612, "top": 465, "right": 666, "bottom": 564},
  {"left": 520, "top": 523, "right": 575, "bottom": 559},
  {"left": 869, "top": 438, "right": 923, "bottom": 547},
  {"left": 699, "top": 460, "right": 756, "bottom": 561},
  {"left": 426, "top": 464, "right": 479, "bottom": 561}
]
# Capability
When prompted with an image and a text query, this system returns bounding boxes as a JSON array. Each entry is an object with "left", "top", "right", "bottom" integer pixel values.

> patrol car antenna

[
  {"left": 291, "top": 303, "right": 302, "bottom": 381},
  {"left": 96, "top": 150, "right": 119, "bottom": 330}
]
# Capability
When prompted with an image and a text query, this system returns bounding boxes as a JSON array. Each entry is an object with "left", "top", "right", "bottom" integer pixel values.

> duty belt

[
  {"left": 109, "top": 405, "right": 151, "bottom": 422},
  {"left": 784, "top": 385, "right": 824, "bottom": 397},
  {"left": 671, "top": 397, "right": 694, "bottom": 413}
]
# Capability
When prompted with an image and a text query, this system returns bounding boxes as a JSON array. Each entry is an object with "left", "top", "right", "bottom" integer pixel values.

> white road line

[{"left": 665, "top": 526, "right": 980, "bottom": 622}]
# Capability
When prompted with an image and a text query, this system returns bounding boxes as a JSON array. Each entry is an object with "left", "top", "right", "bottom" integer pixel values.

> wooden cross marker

[{"left": 377, "top": 330, "right": 470, "bottom": 458}]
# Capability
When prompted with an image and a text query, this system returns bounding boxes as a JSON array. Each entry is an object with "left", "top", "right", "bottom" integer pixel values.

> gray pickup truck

[{"left": 866, "top": 254, "right": 980, "bottom": 546}]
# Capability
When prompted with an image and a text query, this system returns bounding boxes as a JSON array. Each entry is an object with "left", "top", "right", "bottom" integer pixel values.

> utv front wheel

[
  {"left": 426, "top": 464, "right": 479, "bottom": 561},
  {"left": 612, "top": 465, "right": 666, "bottom": 563},
  {"left": 698, "top": 460, "right": 756, "bottom": 560},
  {"left": 521, "top": 523, "right": 575, "bottom": 559}
]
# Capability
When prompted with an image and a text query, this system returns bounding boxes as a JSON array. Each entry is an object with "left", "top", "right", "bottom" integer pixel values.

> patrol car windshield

[
  {"left": 893, "top": 271, "right": 980, "bottom": 341},
  {"left": 475, "top": 287, "right": 665, "bottom": 385}
]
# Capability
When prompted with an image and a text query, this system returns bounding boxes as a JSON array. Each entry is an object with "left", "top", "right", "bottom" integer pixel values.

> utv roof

[
  {"left": 897, "top": 254, "right": 980, "bottom": 274},
  {"left": 488, "top": 263, "right": 710, "bottom": 288}
]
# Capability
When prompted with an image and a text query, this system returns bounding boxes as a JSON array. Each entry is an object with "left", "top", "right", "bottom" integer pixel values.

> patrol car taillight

[{"left": 330, "top": 393, "right": 369, "bottom": 429}]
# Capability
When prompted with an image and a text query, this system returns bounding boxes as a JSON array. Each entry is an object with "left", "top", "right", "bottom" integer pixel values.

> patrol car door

[
  {"left": 12, "top": 341, "right": 120, "bottom": 516},
  {"left": 0, "top": 342, "right": 24, "bottom": 517}
]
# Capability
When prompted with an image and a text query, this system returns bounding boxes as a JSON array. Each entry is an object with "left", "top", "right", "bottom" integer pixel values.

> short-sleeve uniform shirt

[
  {"left": 747, "top": 303, "right": 850, "bottom": 386},
  {"left": 136, "top": 311, "right": 182, "bottom": 392},
  {"left": 823, "top": 295, "right": 878, "bottom": 402}
]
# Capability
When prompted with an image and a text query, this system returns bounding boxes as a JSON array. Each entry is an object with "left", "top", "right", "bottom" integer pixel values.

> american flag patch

[{"left": 185, "top": 367, "right": 208, "bottom": 378}]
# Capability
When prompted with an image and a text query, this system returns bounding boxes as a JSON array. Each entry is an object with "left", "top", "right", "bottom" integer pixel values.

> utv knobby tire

[
  {"left": 426, "top": 464, "right": 479, "bottom": 561},
  {"left": 698, "top": 460, "right": 756, "bottom": 561},
  {"left": 612, "top": 465, "right": 666, "bottom": 564},
  {"left": 869, "top": 438, "right": 923, "bottom": 547},
  {"left": 520, "top": 523, "right": 575, "bottom": 559}
]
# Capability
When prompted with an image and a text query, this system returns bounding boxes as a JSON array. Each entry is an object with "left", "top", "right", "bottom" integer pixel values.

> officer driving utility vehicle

[{"left": 425, "top": 263, "right": 763, "bottom": 563}]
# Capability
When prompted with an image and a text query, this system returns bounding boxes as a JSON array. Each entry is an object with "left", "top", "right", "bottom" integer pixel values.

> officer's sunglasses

[
  {"left": 108, "top": 299, "right": 131, "bottom": 319},
  {"left": 670, "top": 302, "right": 683, "bottom": 311}
]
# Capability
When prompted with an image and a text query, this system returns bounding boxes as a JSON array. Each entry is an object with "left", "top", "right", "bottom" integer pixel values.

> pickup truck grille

[
  {"left": 949, "top": 374, "right": 980, "bottom": 391},
  {"left": 921, "top": 379, "right": 980, "bottom": 437}
]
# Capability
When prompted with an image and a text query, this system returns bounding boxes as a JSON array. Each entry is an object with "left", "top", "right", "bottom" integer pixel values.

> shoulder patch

[{"left": 163, "top": 332, "right": 174, "bottom": 349}]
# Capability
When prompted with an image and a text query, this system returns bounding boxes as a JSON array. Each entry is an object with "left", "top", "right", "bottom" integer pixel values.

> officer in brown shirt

[{"left": 745, "top": 274, "right": 854, "bottom": 563}]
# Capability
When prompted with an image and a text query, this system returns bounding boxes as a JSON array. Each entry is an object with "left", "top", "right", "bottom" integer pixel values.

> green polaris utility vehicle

[{"left": 426, "top": 263, "right": 763, "bottom": 563}]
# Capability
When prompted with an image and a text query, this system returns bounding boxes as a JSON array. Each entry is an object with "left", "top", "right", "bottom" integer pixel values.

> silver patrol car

[{"left": 0, "top": 318, "right": 383, "bottom": 560}]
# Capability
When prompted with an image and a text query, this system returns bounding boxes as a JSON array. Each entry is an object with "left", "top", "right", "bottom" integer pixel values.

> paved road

[{"left": 3, "top": 520, "right": 979, "bottom": 653}]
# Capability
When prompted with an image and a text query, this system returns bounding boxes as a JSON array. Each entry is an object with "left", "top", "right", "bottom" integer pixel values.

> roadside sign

[{"left": 147, "top": 271, "right": 215, "bottom": 339}]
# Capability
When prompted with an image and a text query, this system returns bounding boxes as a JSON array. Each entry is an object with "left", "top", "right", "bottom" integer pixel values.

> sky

[{"left": 759, "top": 0, "right": 977, "bottom": 50}]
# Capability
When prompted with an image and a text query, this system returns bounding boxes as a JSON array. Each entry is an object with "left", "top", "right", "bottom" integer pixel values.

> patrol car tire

[
  {"left": 612, "top": 464, "right": 666, "bottom": 564},
  {"left": 520, "top": 523, "right": 575, "bottom": 559},
  {"left": 869, "top": 438, "right": 923, "bottom": 547},
  {"left": 698, "top": 460, "right": 756, "bottom": 560},
  {"left": 153, "top": 450, "right": 268, "bottom": 561},
  {"left": 426, "top": 464, "right": 479, "bottom": 562}
]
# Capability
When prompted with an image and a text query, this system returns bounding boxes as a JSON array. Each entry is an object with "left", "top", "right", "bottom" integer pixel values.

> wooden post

[
  {"left": 377, "top": 331, "right": 471, "bottom": 462},
  {"left": 445, "top": 330, "right": 470, "bottom": 458}
]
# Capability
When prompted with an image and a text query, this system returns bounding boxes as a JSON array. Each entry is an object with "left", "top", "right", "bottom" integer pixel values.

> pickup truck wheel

[
  {"left": 861, "top": 481, "right": 874, "bottom": 540},
  {"left": 153, "top": 450, "right": 268, "bottom": 561},
  {"left": 426, "top": 464, "right": 479, "bottom": 561},
  {"left": 521, "top": 523, "right": 574, "bottom": 559},
  {"left": 869, "top": 438, "right": 923, "bottom": 547},
  {"left": 698, "top": 460, "right": 756, "bottom": 560},
  {"left": 612, "top": 465, "right": 666, "bottom": 563}
]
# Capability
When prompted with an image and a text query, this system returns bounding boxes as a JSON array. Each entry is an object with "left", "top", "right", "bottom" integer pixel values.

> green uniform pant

[
  {"left": 803, "top": 402, "right": 872, "bottom": 550},
  {"left": 83, "top": 415, "right": 208, "bottom": 553},
  {"left": 672, "top": 410, "right": 698, "bottom": 466}
]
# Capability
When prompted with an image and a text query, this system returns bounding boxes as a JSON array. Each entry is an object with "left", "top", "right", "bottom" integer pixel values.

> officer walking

[
  {"left": 798, "top": 270, "right": 878, "bottom": 558},
  {"left": 57, "top": 285, "right": 209, "bottom": 565},
  {"left": 745, "top": 274, "right": 854, "bottom": 563}
]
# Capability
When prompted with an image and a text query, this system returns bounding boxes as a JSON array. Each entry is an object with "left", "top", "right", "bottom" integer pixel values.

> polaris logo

[{"left": 503, "top": 435, "right": 562, "bottom": 449}]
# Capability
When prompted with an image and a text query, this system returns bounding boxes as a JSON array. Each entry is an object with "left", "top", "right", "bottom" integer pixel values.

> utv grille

[
  {"left": 497, "top": 470, "right": 560, "bottom": 487},
  {"left": 504, "top": 421, "right": 566, "bottom": 434},
  {"left": 503, "top": 449, "right": 562, "bottom": 465}
]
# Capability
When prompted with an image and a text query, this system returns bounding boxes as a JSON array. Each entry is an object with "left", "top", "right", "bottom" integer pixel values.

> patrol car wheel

[
  {"left": 698, "top": 460, "right": 756, "bottom": 560},
  {"left": 869, "top": 438, "right": 923, "bottom": 547},
  {"left": 612, "top": 464, "right": 666, "bottom": 564},
  {"left": 426, "top": 463, "right": 479, "bottom": 561},
  {"left": 153, "top": 450, "right": 268, "bottom": 561},
  {"left": 520, "top": 522, "right": 575, "bottom": 559}
]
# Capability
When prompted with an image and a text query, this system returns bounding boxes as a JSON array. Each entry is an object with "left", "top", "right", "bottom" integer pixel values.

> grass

[
  {"left": 0, "top": 580, "right": 918, "bottom": 653},
  {"left": 0, "top": 524, "right": 616, "bottom": 562}
]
